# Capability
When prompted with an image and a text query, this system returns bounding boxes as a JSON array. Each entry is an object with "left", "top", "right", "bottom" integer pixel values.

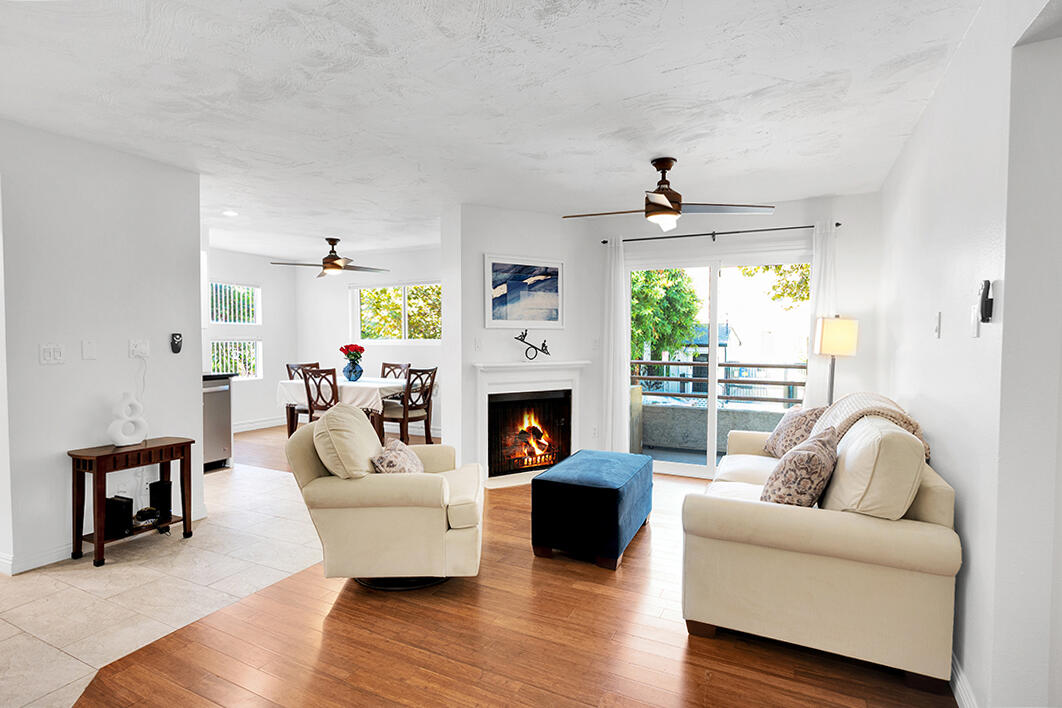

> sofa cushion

[
  {"left": 704, "top": 480, "right": 765, "bottom": 503},
  {"left": 820, "top": 417, "right": 924, "bottom": 520},
  {"left": 312, "top": 404, "right": 383, "bottom": 479},
  {"left": 763, "top": 405, "right": 826, "bottom": 457},
  {"left": 714, "top": 454, "right": 778, "bottom": 485},
  {"left": 371, "top": 439, "right": 425, "bottom": 474},
  {"left": 440, "top": 464, "right": 483, "bottom": 529},
  {"left": 760, "top": 427, "right": 839, "bottom": 507}
]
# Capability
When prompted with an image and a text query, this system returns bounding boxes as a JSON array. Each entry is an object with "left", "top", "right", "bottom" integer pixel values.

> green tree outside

[
  {"left": 360, "top": 287, "right": 403, "bottom": 338},
  {"left": 407, "top": 284, "right": 442, "bottom": 339},
  {"left": 738, "top": 263, "right": 810, "bottom": 310},
  {"left": 630, "top": 269, "right": 701, "bottom": 361}
]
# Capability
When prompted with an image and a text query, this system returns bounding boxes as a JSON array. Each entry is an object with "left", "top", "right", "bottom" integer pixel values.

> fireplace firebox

[{"left": 487, "top": 389, "right": 572, "bottom": 476}]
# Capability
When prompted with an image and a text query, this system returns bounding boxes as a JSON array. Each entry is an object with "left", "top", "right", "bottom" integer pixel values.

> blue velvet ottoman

[{"left": 531, "top": 449, "right": 653, "bottom": 569}]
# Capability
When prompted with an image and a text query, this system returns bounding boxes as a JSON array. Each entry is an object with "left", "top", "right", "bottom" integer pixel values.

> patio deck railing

[{"left": 630, "top": 360, "right": 807, "bottom": 405}]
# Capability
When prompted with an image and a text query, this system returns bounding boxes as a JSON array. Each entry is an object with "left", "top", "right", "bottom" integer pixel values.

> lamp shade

[{"left": 814, "top": 317, "right": 859, "bottom": 357}]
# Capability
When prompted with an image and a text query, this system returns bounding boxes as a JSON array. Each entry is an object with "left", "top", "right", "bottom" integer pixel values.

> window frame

[
  {"left": 351, "top": 281, "right": 442, "bottom": 343},
  {"left": 208, "top": 281, "right": 262, "bottom": 326}
]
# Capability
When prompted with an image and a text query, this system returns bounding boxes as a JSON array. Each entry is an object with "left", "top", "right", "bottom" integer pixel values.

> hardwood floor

[{"left": 78, "top": 429, "right": 956, "bottom": 707}]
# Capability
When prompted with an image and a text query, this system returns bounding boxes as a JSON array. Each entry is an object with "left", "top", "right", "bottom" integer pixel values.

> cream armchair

[{"left": 285, "top": 423, "right": 483, "bottom": 580}]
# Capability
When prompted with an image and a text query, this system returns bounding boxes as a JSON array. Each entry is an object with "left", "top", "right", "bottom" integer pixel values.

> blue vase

[{"left": 343, "top": 360, "right": 363, "bottom": 382}]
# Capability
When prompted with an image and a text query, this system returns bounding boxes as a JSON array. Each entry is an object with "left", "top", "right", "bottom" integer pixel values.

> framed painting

[{"left": 484, "top": 255, "right": 563, "bottom": 329}]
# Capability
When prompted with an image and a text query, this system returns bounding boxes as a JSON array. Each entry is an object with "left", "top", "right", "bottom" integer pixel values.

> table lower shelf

[{"left": 81, "top": 515, "right": 185, "bottom": 545}]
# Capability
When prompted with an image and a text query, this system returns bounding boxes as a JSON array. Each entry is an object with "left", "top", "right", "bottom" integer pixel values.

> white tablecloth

[{"left": 276, "top": 376, "right": 406, "bottom": 413}]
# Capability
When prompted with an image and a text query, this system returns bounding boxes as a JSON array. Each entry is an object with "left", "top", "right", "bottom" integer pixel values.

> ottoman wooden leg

[
  {"left": 686, "top": 620, "right": 717, "bottom": 638},
  {"left": 595, "top": 553, "right": 622, "bottom": 570},
  {"left": 532, "top": 545, "right": 553, "bottom": 558},
  {"left": 643, "top": 513, "right": 651, "bottom": 526}
]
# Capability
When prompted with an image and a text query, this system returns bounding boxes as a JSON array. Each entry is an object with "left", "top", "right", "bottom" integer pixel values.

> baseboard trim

[
  {"left": 233, "top": 416, "right": 286, "bottom": 433},
  {"left": 9, "top": 542, "right": 70, "bottom": 575},
  {"left": 0, "top": 551, "right": 13, "bottom": 576},
  {"left": 951, "top": 653, "right": 977, "bottom": 708}
]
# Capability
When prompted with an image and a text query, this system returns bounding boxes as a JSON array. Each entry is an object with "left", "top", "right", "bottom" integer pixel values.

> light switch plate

[
  {"left": 970, "top": 305, "right": 981, "bottom": 338},
  {"left": 82, "top": 339, "right": 97, "bottom": 360},
  {"left": 933, "top": 312, "right": 942, "bottom": 339},
  {"left": 39, "top": 343, "right": 64, "bottom": 365},
  {"left": 129, "top": 339, "right": 150, "bottom": 358}
]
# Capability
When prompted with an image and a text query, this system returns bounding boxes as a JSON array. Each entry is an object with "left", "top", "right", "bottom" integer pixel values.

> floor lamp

[{"left": 814, "top": 316, "right": 859, "bottom": 405}]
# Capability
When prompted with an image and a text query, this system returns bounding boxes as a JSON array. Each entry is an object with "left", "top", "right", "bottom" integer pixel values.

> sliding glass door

[
  {"left": 627, "top": 258, "right": 810, "bottom": 477},
  {"left": 628, "top": 264, "right": 718, "bottom": 476}
]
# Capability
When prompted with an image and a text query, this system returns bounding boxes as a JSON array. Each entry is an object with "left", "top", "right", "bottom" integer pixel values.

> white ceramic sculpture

[{"left": 107, "top": 392, "right": 149, "bottom": 446}]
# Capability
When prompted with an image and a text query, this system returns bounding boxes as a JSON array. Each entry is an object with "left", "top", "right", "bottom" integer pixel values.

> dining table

[{"left": 276, "top": 376, "right": 410, "bottom": 439}]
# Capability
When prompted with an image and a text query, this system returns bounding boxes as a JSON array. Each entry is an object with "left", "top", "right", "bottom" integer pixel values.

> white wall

[
  {"left": 205, "top": 247, "right": 297, "bottom": 431},
  {"left": 0, "top": 118, "right": 203, "bottom": 574},
  {"left": 876, "top": 1, "right": 1050, "bottom": 704},
  {"left": 1005, "top": 33, "right": 1062, "bottom": 708},
  {"left": 0, "top": 177, "right": 11, "bottom": 572},
  {"left": 295, "top": 247, "right": 443, "bottom": 435}
]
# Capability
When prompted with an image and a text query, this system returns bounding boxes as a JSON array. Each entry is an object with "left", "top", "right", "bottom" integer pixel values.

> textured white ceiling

[{"left": 0, "top": 0, "right": 980, "bottom": 258}]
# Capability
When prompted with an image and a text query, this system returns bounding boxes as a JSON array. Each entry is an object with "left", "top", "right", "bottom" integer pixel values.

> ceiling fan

[
  {"left": 563, "top": 157, "right": 774, "bottom": 232},
  {"left": 271, "top": 238, "right": 389, "bottom": 278}
]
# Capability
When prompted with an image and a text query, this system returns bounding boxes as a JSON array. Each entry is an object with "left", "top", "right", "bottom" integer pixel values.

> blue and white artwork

[{"left": 485, "top": 257, "right": 563, "bottom": 328}]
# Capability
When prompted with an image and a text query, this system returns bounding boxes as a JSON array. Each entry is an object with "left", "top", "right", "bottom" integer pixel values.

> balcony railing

[{"left": 631, "top": 360, "right": 807, "bottom": 405}]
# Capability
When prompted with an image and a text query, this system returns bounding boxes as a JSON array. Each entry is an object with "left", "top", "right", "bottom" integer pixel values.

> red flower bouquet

[{"left": 340, "top": 343, "right": 365, "bottom": 363}]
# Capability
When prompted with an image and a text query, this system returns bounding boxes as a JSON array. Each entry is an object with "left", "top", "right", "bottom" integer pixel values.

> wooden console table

[{"left": 68, "top": 437, "right": 194, "bottom": 566}]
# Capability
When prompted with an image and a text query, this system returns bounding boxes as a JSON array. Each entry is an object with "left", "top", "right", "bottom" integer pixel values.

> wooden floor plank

[{"left": 77, "top": 428, "right": 956, "bottom": 707}]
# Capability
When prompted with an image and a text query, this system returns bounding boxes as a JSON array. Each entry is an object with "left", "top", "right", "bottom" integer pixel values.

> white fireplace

[{"left": 472, "top": 360, "right": 591, "bottom": 487}]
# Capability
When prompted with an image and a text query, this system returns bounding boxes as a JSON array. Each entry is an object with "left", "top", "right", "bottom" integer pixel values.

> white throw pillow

[
  {"left": 819, "top": 416, "right": 924, "bottom": 519},
  {"left": 312, "top": 404, "right": 383, "bottom": 479}
]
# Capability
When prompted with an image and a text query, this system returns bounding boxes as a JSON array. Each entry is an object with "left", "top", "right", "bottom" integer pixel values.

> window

[
  {"left": 210, "top": 340, "right": 262, "bottom": 379},
  {"left": 355, "top": 283, "right": 442, "bottom": 341},
  {"left": 210, "top": 282, "right": 261, "bottom": 325}
]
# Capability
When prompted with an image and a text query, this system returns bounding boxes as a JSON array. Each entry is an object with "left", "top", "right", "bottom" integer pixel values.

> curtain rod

[{"left": 600, "top": 222, "right": 842, "bottom": 245}]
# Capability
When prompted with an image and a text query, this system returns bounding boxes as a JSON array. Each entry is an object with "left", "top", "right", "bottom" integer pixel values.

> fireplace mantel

[
  {"left": 472, "top": 360, "right": 591, "bottom": 373},
  {"left": 473, "top": 360, "right": 592, "bottom": 486}
]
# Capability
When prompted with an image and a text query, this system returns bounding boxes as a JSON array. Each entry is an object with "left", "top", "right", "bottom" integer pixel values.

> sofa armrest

[
  {"left": 409, "top": 444, "right": 456, "bottom": 474},
  {"left": 726, "top": 430, "right": 772, "bottom": 457},
  {"left": 682, "top": 493, "right": 961, "bottom": 576},
  {"left": 302, "top": 473, "right": 448, "bottom": 510}
]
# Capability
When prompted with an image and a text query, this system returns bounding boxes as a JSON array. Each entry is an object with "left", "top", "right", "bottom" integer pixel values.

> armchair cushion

[
  {"left": 439, "top": 464, "right": 483, "bottom": 529},
  {"left": 301, "top": 472, "right": 448, "bottom": 509},
  {"left": 409, "top": 444, "right": 457, "bottom": 473},
  {"left": 312, "top": 404, "right": 383, "bottom": 479}
]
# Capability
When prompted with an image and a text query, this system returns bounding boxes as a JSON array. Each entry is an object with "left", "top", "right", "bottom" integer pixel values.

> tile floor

[{"left": 0, "top": 463, "right": 320, "bottom": 707}]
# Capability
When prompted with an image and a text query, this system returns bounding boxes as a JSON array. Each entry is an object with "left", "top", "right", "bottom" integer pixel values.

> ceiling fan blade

[
  {"left": 316, "top": 269, "right": 328, "bottom": 278},
  {"left": 342, "top": 264, "right": 390, "bottom": 273},
  {"left": 562, "top": 209, "right": 644, "bottom": 219},
  {"left": 270, "top": 262, "right": 325, "bottom": 267},
  {"left": 336, "top": 257, "right": 352, "bottom": 267},
  {"left": 681, "top": 203, "right": 775, "bottom": 214},
  {"left": 645, "top": 191, "right": 674, "bottom": 209}
]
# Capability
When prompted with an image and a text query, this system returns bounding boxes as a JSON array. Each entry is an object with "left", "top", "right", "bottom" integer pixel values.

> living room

[{"left": 0, "top": 1, "right": 1060, "bottom": 707}]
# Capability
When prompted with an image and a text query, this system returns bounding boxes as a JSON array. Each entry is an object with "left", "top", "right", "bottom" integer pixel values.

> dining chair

[
  {"left": 302, "top": 367, "right": 340, "bottom": 423},
  {"left": 380, "top": 362, "right": 411, "bottom": 380},
  {"left": 284, "top": 362, "right": 320, "bottom": 437},
  {"left": 382, "top": 366, "right": 438, "bottom": 444}
]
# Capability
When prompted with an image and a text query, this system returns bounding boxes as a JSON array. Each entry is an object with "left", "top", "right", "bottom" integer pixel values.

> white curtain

[
  {"left": 602, "top": 236, "right": 631, "bottom": 452},
  {"left": 805, "top": 221, "right": 838, "bottom": 407}
]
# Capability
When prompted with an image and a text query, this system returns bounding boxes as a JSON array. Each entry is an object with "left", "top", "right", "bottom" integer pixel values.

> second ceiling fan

[{"left": 563, "top": 157, "right": 774, "bottom": 232}]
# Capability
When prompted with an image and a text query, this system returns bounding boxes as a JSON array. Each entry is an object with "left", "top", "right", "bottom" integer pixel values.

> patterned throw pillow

[
  {"left": 763, "top": 405, "right": 826, "bottom": 458},
  {"left": 371, "top": 439, "right": 425, "bottom": 474},
  {"left": 760, "top": 427, "right": 839, "bottom": 507}
]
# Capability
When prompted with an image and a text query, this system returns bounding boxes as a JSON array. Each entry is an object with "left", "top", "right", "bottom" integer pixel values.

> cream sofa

[
  {"left": 285, "top": 423, "right": 483, "bottom": 579},
  {"left": 682, "top": 423, "right": 962, "bottom": 681}
]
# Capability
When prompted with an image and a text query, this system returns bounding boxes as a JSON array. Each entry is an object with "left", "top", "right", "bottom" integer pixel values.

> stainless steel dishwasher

[{"left": 203, "top": 373, "right": 235, "bottom": 468}]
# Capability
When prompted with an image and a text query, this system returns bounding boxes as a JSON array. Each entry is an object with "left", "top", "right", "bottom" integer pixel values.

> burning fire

[{"left": 518, "top": 410, "right": 552, "bottom": 456}]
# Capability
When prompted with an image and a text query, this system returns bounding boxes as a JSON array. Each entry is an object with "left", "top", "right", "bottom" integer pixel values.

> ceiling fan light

[{"left": 646, "top": 211, "right": 680, "bottom": 232}]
